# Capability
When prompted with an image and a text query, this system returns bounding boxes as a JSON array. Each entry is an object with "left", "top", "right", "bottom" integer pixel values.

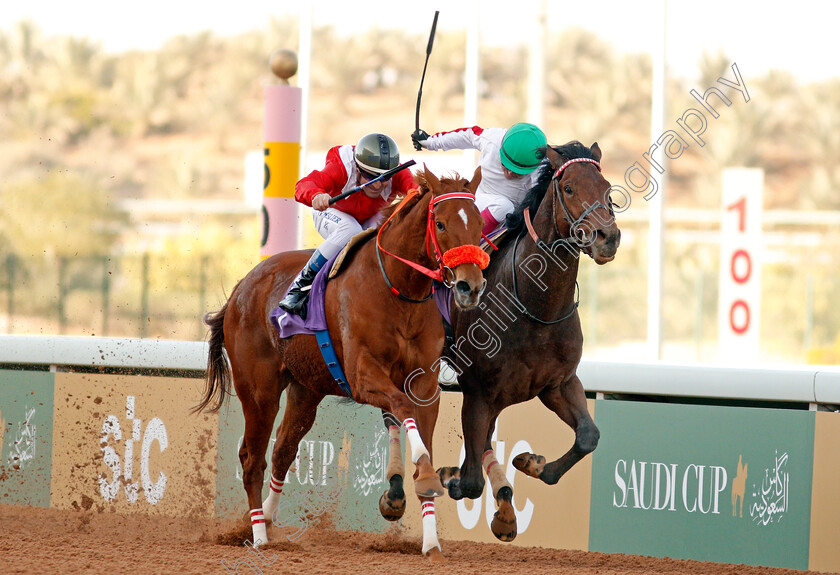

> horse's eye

[
  {"left": 564, "top": 185, "right": 573, "bottom": 195},
  {"left": 436, "top": 221, "right": 446, "bottom": 232}
]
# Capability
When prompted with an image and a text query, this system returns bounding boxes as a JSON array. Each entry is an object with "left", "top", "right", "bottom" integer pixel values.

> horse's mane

[
  {"left": 376, "top": 170, "right": 465, "bottom": 226},
  {"left": 505, "top": 141, "right": 596, "bottom": 236}
]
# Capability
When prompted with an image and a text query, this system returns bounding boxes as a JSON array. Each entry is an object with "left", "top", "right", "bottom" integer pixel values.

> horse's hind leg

[
  {"left": 238, "top": 381, "right": 282, "bottom": 546},
  {"left": 378, "top": 410, "right": 406, "bottom": 522},
  {"left": 513, "top": 374, "right": 599, "bottom": 485},
  {"left": 262, "top": 380, "right": 325, "bottom": 526}
]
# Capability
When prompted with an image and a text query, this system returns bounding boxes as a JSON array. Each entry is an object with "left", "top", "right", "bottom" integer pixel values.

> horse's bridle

[
  {"left": 511, "top": 157, "right": 611, "bottom": 325},
  {"left": 526, "top": 157, "right": 615, "bottom": 249},
  {"left": 376, "top": 190, "right": 489, "bottom": 303}
]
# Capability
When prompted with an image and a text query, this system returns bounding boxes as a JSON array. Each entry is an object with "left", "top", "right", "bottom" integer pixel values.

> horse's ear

[
  {"left": 423, "top": 163, "right": 441, "bottom": 190},
  {"left": 467, "top": 166, "right": 482, "bottom": 194},
  {"left": 590, "top": 142, "right": 602, "bottom": 162},
  {"left": 544, "top": 145, "right": 562, "bottom": 167}
]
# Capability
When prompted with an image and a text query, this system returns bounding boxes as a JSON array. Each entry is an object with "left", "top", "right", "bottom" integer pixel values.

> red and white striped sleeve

[{"left": 424, "top": 126, "right": 485, "bottom": 152}]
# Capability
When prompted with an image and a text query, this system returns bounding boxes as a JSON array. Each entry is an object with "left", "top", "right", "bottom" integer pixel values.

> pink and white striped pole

[{"left": 261, "top": 49, "right": 301, "bottom": 259}]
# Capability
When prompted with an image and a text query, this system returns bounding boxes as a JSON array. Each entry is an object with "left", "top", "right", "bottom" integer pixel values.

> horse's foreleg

[
  {"left": 418, "top": 496, "right": 444, "bottom": 561},
  {"left": 411, "top": 401, "right": 445, "bottom": 557},
  {"left": 513, "top": 374, "right": 599, "bottom": 485},
  {"left": 366, "top": 392, "right": 444, "bottom": 558},
  {"left": 378, "top": 410, "right": 406, "bottom": 521},
  {"left": 356, "top": 367, "right": 444, "bottom": 499},
  {"left": 373, "top": 397, "right": 443, "bottom": 500},
  {"left": 480, "top": 420, "right": 517, "bottom": 542},
  {"left": 444, "top": 394, "right": 492, "bottom": 501},
  {"left": 263, "top": 381, "right": 324, "bottom": 526},
  {"left": 404, "top": 398, "right": 444, "bottom": 500}
]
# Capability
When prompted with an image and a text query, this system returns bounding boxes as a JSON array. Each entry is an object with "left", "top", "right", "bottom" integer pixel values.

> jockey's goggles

[{"left": 357, "top": 165, "right": 392, "bottom": 182}]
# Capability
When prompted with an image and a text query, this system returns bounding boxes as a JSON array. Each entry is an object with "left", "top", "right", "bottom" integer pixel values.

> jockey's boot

[
  {"left": 479, "top": 208, "right": 500, "bottom": 236},
  {"left": 278, "top": 249, "right": 328, "bottom": 320}
]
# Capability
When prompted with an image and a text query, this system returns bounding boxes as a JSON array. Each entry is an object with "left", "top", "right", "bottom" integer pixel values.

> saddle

[
  {"left": 481, "top": 227, "right": 508, "bottom": 254},
  {"left": 328, "top": 228, "right": 377, "bottom": 279}
]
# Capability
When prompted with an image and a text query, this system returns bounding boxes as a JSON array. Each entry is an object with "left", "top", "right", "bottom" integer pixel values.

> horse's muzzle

[
  {"left": 452, "top": 277, "right": 486, "bottom": 310},
  {"left": 591, "top": 228, "right": 620, "bottom": 264}
]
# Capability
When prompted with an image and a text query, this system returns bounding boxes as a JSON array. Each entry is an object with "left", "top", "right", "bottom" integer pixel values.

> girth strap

[{"left": 314, "top": 329, "right": 354, "bottom": 400}]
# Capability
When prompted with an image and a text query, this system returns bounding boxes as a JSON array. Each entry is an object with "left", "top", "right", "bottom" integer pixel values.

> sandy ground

[{"left": 0, "top": 505, "right": 832, "bottom": 575}]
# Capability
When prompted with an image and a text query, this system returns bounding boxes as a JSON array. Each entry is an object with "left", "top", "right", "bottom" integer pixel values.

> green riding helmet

[
  {"left": 500, "top": 123, "right": 547, "bottom": 175},
  {"left": 354, "top": 133, "right": 400, "bottom": 175}
]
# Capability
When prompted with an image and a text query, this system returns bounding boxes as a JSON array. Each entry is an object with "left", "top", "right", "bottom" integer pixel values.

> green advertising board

[
  {"left": 215, "top": 393, "right": 404, "bottom": 537},
  {"left": 0, "top": 370, "right": 54, "bottom": 506},
  {"left": 589, "top": 400, "right": 815, "bottom": 570}
]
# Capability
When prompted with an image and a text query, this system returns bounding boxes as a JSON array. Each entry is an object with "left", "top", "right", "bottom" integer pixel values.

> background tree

[{"left": 0, "top": 172, "right": 125, "bottom": 259}]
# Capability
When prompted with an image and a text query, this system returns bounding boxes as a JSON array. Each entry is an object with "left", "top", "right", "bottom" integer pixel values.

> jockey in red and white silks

[
  {"left": 412, "top": 124, "right": 547, "bottom": 235},
  {"left": 279, "top": 133, "right": 415, "bottom": 318},
  {"left": 296, "top": 144, "right": 413, "bottom": 260}
]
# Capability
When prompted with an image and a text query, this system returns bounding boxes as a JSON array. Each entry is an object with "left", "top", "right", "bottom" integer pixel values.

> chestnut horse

[
  {"left": 436, "top": 141, "right": 621, "bottom": 541},
  {"left": 195, "top": 166, "right": 487, "bottom": 557}
]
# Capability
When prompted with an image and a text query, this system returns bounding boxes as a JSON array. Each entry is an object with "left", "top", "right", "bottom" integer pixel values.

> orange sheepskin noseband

[{"left": 442, "top": 245, "right": 490, "bottom": 270}]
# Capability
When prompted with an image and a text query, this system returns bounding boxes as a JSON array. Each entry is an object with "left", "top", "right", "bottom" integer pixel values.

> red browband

[
  {"left": 426, "top": 192, "right": 489, "bottom": 274},
  {"left": 553, "top": 157, "right": 601, "bottom": 179}
]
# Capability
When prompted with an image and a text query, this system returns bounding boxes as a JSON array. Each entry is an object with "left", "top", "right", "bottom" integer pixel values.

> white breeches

[
  {"left": 475, "top": 193, "right": 516, "bottom": 225},
  {"left": 312, "top": 208, "right": 381, "bottom": 260}
]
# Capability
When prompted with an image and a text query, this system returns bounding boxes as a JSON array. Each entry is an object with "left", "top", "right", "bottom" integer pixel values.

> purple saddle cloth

[
  {"left": 433, "top": 226, "right": 505, "bottom": 326},
  {"left": 270, "top": 253, "right": 340, "bottom": 338},
  {"left": 433, "top": 282, "right": 452, "bottom": 325}
]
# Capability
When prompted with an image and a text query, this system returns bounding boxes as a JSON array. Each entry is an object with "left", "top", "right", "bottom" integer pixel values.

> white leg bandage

[
  {"left": 403, "top": 418, "right": 429, "bottom": 464},
  {"left": 262, "top": 475, "right": 284, "bottom": 521},
  {"left": 420, "top": 500, "right": 441, "bottom": 554},
  {"left": 250, "top": 508, "right": 268, "bottom": 546}
]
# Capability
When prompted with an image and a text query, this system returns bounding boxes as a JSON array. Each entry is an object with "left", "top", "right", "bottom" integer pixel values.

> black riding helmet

[{"left": 354, "top": 133, "right": 400, "bottom": 175}]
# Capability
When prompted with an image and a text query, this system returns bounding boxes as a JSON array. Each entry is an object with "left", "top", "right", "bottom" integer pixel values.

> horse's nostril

[
  {"left": 455, "top": 280, "right": 471, "bottom": 295},
  {"left": 598, "top": 229, "right": 620, "bottom": 246}
]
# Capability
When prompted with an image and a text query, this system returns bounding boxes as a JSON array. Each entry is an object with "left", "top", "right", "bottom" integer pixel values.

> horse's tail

[{"left": 193, "top": 301, "right": 233, "bottom": 414}]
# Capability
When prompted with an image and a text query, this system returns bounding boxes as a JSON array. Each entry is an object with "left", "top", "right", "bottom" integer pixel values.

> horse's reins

[
  {"left": 376, "top": 190, "right": 490, "bottom": 303},
  {"left": 512, "top": 157, "right": 610, "bottom": 325}
]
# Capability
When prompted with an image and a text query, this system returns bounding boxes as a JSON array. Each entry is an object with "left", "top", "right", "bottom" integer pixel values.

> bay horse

[
  {"left": 436, "top": 141, "right": 621, "bottom": 541},
  {"left": 195, "top": 166, "right": 487, "bottom": 557}
]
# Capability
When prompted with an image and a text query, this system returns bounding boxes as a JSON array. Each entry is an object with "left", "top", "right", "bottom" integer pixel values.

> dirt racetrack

[{"left": 1, "top": 505, "right": 834, "bottom": 575}]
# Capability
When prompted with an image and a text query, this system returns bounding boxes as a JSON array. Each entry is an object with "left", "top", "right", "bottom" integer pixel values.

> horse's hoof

[
  {"left": 414, "top": 473, "right": 445, "bottom": 498},
  {"left": 512, "top": 452, "right": 546, "bottom": 478},
  {"left": 437, "top": 466, "right": 460, "bottom": 487},
  {"left": 425, "top": 547, "right": 446, "bottom": 562},
  {"left": 491, "top": 498, "right": 518, "bottom": 542},
  {"left": 446, "top": 477, "right": 464, "bottom": 500},
  {"left": 379, "top": 488, "right": 406, "bottom": 521}
]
